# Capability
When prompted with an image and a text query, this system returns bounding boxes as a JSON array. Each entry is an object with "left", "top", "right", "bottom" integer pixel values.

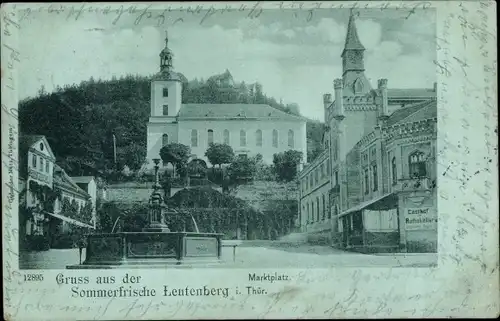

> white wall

[
  {"left": 147, "top": 121, "right": 179, "bottom": 161},
  {"left": 150, "top": 80, "right": 182, "bottom": 117},
  {"left": 26, "top": 140, "right": 54, "bottom": 208},
  {"left": 178, "top": 119, "right": 307, "bottom": 165}
]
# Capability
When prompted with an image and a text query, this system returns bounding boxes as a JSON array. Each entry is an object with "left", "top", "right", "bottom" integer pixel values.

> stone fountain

[{"left": 67, "top": 159, "right": 224, "bottom": 269}]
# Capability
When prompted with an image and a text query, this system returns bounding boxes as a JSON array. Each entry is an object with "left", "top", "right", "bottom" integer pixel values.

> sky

[{"left": 18, "top": 5, "right": 436, "bottom": 120}]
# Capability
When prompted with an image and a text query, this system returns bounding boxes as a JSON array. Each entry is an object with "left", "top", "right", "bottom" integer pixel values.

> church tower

[
  {"left": 150, "top": 31, "right": 182, "bottom": 119},
  {"left": 341, "top": 10, "right": 372, "bottom": 96},
  {"left": 147, "top": 30, "right": 182, "bottom": 167}
]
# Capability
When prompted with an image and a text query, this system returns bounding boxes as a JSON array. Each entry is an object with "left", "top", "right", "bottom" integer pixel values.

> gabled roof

[
  {"left": 208, "top": 69, "right": 233, "bottom": 81},
  {"left": 54, "top": 165, "right": 90, "bottom": 199},
  {"left": 19, "top": 135, "right": 55, "bottom": 159},
  {"left": 388, "top": 88, "right": 436, "bottom": 99},
  {"left": 70, "top": 176, "right": 94, "bottom": 184},
  {"left": 19, "top": 135, "right": 56, "bottom": 178},
  {"left": 386, "top": 100, "right": 437, "bottom": 127},
  {"left": 177, "top": 104, "right": 307, "bottom": 122},
  {"left": 342, "top": 12, "right": 365, "bottom": 53}
]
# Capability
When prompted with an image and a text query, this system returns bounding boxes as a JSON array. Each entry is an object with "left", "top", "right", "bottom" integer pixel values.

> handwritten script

[{"left": 15, "top": 1, "right": 433, "bottom": 26}]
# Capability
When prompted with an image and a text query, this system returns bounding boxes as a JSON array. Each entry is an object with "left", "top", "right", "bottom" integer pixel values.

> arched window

[
  {"left": 364, "top": 168, "right": 369, "bottom": 194},
  {"left": 272, "top": 129, "right": 278, "bottom": 148},
  {"left": 240, "top": 130, "right": 246, "bottom": 147},
  {"left": 332, "top": 138, "right": 338, "bottom": 161},
  {"left": 322, "top": 194, "right": 326, "bottom": 220},
  {"left": 39, "top": 143, "right": 44, "bottom": 151},
  {"left": 255, "top": 130, "right": 263, "bottom": 147},
  {"left": 409, "top": 151, "right": 427, "bottom": 178},
  {"left": 191, "top": 129, "right": 198, "bottom": 147},
  {"left": 288, "top": 129, "right": 294, "bottom": 148},
  {"left": 223, "top": 129, "right": 230, "bottom": 145},
  {"left": 372, "top": 164, "right": 378, "bottom": 191},
  {"left": 207, "top": 129, "right": 214, "bottom": 145},
  {"left": 391, "top": 157, "right": 397, "bottom": 185},
  {"left": 353, "top": 78, "right": 363, "bottom": 94},
  {"left": 162, "top": 134, "right": 169, "bottom": 146},
  {"left": 316, "top": 197, "right": 320, "bottom": 222}
]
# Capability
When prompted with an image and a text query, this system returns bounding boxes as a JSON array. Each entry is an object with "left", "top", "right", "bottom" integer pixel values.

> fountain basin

[{"left": 67, "top": 232, "right": 224, "bottom": 269}]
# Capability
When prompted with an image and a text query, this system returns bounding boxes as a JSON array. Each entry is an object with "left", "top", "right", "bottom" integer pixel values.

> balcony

[{"left": 394, "top": 177, "right": 435, "bottom": 192}]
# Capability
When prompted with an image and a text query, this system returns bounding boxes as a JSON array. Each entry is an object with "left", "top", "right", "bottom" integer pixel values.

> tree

[
  {"left": 227, "top": 156, "right": 257, "bottom": 188},
  {"left": 121, "top": 165, "right": 132, "bottom": 177},
  {"left": 121, "top": 143, "right": 146, "bottom": 171},
  {"left": 79, "top": 201, "right": 93, "bottom": 224},
  {"left": 61, "top": 198, "right": 72, "bottom": 218},
  {"left": 160, "top": 172, "right": 172, "bottom": 200},
  {"left": 205, "top": 143, "right": 235, "bottom": 168},
  {"left": 159, "top": 143, "right": 191, "bottom": 177},
  {"left": 188, "top": 160, "right": 207, "bottom": 178},
  {"left": 255, "top": 83, "right": 264, "bottom": 103},
  {"left": 273, "top": 150, "right": 303, "bottom": 183}
]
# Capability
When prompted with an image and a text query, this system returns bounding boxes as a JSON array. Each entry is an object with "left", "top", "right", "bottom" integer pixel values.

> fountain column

[{"left": 143, "top": 159, "right": 170, "bottom": 232}]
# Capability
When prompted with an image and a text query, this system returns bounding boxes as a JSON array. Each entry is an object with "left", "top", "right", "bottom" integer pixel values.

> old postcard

[{"left": 2, "top": 1, "right": 498, "bottom": 320}]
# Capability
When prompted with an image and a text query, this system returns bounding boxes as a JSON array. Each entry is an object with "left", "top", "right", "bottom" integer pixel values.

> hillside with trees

[{"left": 19, "top": 73, "right": 325, "bottom": 178}]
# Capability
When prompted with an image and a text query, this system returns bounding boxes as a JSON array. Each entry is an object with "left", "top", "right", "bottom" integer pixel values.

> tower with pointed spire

[
  {"left": 341, "top": 10, "right": 372, "bottom": 96},
  {"left": 149, "top": 30, "right": 183, "bottom": 119},
  {"left": 159, "top": 30, "right": 173, "bottom": 77},
  {"left": 147, "top": 30, "right": 183, "bottom": 165}
]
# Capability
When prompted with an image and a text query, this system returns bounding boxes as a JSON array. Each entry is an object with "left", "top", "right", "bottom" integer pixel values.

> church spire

[
  {"left": 159, "top": 30, "right": 173, "bottom": 75},
  {"left": 340, "top": 10, "right": 371, "bottom": 96},
  {"left": 342, "top": 9, "right": 365, "bottom": 54}
]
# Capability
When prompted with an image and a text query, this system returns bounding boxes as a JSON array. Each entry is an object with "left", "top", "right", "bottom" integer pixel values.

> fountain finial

[{"left": 152, "top": 158, "right": 161, "bottom": 191}]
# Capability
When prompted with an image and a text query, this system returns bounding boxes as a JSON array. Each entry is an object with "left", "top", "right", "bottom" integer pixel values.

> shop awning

[
  {"left": 46, "top": 212, "right": 95, "bottom": 229},
  {"left": 338, "top": 192, "right": 397, "bottom": 218}
]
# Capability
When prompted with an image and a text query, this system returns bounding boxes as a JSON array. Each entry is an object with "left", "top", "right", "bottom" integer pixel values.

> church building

[
  {"left": 298, "top": 11, "right": 438, "bottom": 254},
  {"left": 146, "top": 32, "right": 307, "bottom": 167}
]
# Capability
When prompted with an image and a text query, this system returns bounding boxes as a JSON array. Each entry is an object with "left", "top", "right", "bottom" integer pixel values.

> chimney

[
  {"left": 333, "top": 79, "right": 345, "bottom": 120},
  {"left": 377, "top": 78, "right": 388, "bottom": 119},
  {"left": 323, "top": 93, "right": 332, "bottom": 122}
]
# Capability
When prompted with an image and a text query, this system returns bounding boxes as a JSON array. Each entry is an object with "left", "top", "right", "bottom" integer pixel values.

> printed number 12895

[{"left": 24, "top": 274, "right": 44, "bottom": 282}]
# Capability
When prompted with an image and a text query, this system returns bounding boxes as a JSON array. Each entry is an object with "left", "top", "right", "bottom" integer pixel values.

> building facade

[
  {"left": 71, "top": 176, "right": 99, "bottom": 228},
  {"left": 19, "top": 135, "right": 56, "bottom": 236},
  {"left": 53, "top": 165, "right": 93, "bottom": 230},
  {"left": 146, "top": 32, "right": 307, "bottom": 167},
  {"left": 298, "top": 12, "right": 437, "bottom": 253},
  {"left": 297, "top": 148, "right": 332, "bottom": 244},
  {"left": 19, "top": 135, "right": 95, "bottom": 240}
]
